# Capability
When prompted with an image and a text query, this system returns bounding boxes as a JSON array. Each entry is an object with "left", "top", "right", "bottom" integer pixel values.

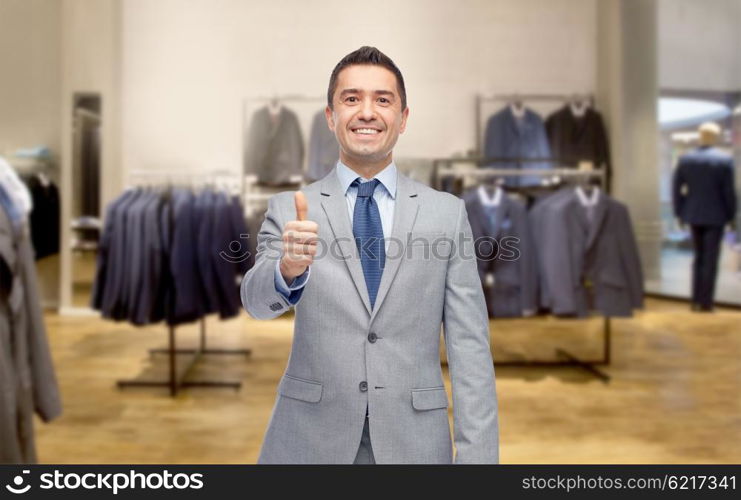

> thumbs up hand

[{"left": 280, "top": 191, "right": 319, "bottom": 283}]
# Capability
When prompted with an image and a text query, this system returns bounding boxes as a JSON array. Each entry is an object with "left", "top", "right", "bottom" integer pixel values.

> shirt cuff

[{"left": 274, "top": 260, "right": 310, "bottom": 304}]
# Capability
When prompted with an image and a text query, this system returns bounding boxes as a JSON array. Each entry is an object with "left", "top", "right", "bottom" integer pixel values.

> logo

[{"left": 5, "top": 470, "right": 31, "bottom": 494}]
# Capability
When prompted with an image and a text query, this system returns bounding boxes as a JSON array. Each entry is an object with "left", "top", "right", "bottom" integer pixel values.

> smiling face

[{"left": 326, "top": 64, "right": 409, "bottom": 173}]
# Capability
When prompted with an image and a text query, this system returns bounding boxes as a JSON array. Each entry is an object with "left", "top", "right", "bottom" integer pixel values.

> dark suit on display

[
  {"left": 463, "top": 188, "right": 538, "bottom": 317},
  {"left": 92, "top": 189, "right": 133, "bottom": 313},
  {"left": 672, "top": 146, "right": 737, "bottom": 307},
  {"left": 170, "top": 190, "right": 202, "bottom": 324},
  {"left": 545, "top": 106, "right": 612, "bottom": 191},
  {"left": 211, "top": 192, "right": 243, "bottom": 319}
]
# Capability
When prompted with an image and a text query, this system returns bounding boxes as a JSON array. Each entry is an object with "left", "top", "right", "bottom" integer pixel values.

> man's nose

[{"left": 358, "top": 98, "right": 376, "bottom": 120}]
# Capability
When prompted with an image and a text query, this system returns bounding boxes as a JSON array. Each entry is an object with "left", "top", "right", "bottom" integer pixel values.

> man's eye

[
  {"left": 378, "top": 97, "right": 389, "bottom": 104},
  {"left": 345, "top": 96, "right": 358, "bottom": 103}
]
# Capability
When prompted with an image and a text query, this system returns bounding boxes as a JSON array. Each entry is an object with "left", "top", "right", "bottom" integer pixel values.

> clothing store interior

[{"left": 2, "top": 0, "right": 740, "bottom": 464}]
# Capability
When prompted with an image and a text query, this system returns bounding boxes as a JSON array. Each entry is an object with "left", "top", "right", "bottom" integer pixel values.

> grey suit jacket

[
  {"left": 241, "top": 170, "right": 499, "bottom": 464},
  {"left": 531, "top": 189, "right": 643, "bottom": 317},
  {"left": 1, "top": 208, "right": 62, "bottom": 463}
]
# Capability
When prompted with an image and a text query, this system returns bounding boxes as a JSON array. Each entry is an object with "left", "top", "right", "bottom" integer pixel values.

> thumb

[{"left": 294, "top": 191, "right": 308, "bottom": 221}]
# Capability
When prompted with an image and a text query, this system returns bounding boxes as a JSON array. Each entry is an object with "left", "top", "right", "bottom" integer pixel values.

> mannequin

[
  {"left": 698, "top": 121, "right": 721, "bottom": 147},
  {"left": 672, "top": 121, "right": 737, "bottom": 312}
]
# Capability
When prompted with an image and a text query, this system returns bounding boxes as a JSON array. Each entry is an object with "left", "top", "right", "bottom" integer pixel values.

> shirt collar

[
  {"left": 575, "top": 185, "right": 600, "bottom": 206},
  {"left": 336, "top": 160, "right": 397, "bottom": 199},
  {"left": 478, "top": 185, "right": 503, "bottom": 207}
]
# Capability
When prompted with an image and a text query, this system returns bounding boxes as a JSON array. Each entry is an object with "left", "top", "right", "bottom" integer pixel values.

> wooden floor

[{"left": 34, "top": 298, "right": 740, "bottom": 464}]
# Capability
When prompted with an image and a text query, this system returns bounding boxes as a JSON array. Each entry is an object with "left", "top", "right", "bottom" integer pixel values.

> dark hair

[{"left": 327, "top": 46, "right": 407, "bottom": 111}]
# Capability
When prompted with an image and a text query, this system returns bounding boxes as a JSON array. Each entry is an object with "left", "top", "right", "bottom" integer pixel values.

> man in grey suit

[{"left": 241, "top": 46, "right": 499, "bottom": 464}]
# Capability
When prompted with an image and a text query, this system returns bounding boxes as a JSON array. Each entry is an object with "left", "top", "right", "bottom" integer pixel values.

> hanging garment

[
  {"left": 529, "top": 187, "right": 643, "bottom": 317},
  {"left": 244, "top": 106, "right": 305, "bottom": 186},
  {"left": 463, "top": 186, "right": 538, "bottom": 317},
  {"left": 306, "top": 110, "right": 339, "bottom": 182},
  {"left": 23, "top": 174, "right": 60, "bottom": 260},
  {"left": 483, "top": 106, "right": 552, "bottom": 187},
  {"left": 92, "top": 187, "right": 251, "bottom": 326},
  {"left": 545, "top": 105, "right": 612, "bottom": 190},
  {"left": 0, "top": 186, "right": 62, "bottom": 464}
]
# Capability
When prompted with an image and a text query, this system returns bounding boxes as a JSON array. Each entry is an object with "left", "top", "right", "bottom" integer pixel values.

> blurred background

[{"left": 0, "top": 0, "right": 739, "bottom": 464}]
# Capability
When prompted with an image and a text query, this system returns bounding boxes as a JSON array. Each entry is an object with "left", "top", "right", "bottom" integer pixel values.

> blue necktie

[{"left": 352, "top": 178, "right": 385, "bottom": 309}]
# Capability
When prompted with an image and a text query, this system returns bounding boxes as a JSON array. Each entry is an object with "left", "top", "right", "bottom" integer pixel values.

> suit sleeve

[
  {"left": 543, "top": 203, "right": 577, "bottom": 315},
  {"left": 721, "top": 160, "right": 737, "bottom": 224},
  {"left": 518, "top": 205, "right": 539, "bottom": 314},
  {"left": 617, "top": 204, "right": 644, "bottom": 309},
  {"left": 443, "top": 199, "right": 499, "bottom": 464},
  {"left": 241, "top": 193, "right": 305, "bottom": 319},
  {"left": 19, "top": 234, "right": 62, "bottom": 421},
  {"left": 596, "top": 114, "right": 612, "bottom": 192}
]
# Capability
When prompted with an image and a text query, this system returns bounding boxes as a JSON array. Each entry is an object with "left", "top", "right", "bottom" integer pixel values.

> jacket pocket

[
  {"left": 599, "top": 268, "right": 627, "bottom": 288},
  {"left": 279, "top": 374, "right": 323, "bottom": 403},
  {"left": 411, "top": 386, "right": 449, "bottom": 410}
]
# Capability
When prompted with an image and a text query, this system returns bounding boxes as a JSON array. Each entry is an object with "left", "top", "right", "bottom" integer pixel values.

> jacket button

[
  {"left": 367, "top": 332, "right": 377, "bottom": 343},
  {"left": 359, "top": 381, "right": 368, "bottom": 392}
]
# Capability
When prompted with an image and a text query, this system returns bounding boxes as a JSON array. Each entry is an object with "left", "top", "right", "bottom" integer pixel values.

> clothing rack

[
  {"left": 437, "top": 160, "right": 612, "bottom": 383},
  {"left": 245, "top": 94, "right": 325, "bottom": 103},
  {"left": 475, "top": 92, "right": 595, "bottom": 156},
  {"left": 116, "top": 171, "right": 251, "bottom": 397}
]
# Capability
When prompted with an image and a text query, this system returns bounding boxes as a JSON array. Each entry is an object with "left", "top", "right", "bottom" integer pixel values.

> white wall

[
  {"left": 0, "top": 0, "right": 61, "bottom": 156},
  {"left": 121, "top": 0, "right": 597, "bottom": 177},
  {"left": 659, "top": 0, "right": 741, "bottom": 91},
  {"left": 0, "top": 0, "right": 62, "bottom": 307}
]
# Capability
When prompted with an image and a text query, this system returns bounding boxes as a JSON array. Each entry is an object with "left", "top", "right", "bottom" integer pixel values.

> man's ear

[
  {"left": 325, "top": 105, "right": 335, "bottom": 132},
  {"left": 399, "top": 106, "right": 410, "bottom": 134}
]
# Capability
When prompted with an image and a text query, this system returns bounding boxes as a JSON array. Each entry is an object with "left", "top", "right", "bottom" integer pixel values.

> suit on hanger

[
  {"left": 463, "top": 188, "right": 538, "bottom": 317},
  {"left": 672, "top": 146, "right": 737, "bottom": 307},
  {"left": 244, "top": 106, "right": 305, "bottom": 187},
  {"left": 545, "top": 106, "right": 612, "bottom": 191},
  {"left": 531, "top": 189, "right": 643, "bottom": 317},
  {"left": 210, "top": 192, "right": 243, "bottom": 319},
  {"left": 483, "top": 106, "right": 552, "bottom": 187},
  {"left": 241, "top": 168, "right": 499, "bottom": 464}
]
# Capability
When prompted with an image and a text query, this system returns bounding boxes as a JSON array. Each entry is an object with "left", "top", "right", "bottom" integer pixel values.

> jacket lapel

[
  {"left": 585, "top": 193, "right": 608, "bottom": 251},
  {"left": 369, "top": 173, "right": 419, "bottom": 323},
  {"left": 320, "top": 172, "right": 372, "bottom": 316},
  {"left": 505, "top": 106, "right": 521, "bottom": 145}
]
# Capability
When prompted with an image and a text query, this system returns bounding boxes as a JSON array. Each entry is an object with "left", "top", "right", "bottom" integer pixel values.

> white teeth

[{"left": 354, "top": 128, "right": 380, "bottom": 135}]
